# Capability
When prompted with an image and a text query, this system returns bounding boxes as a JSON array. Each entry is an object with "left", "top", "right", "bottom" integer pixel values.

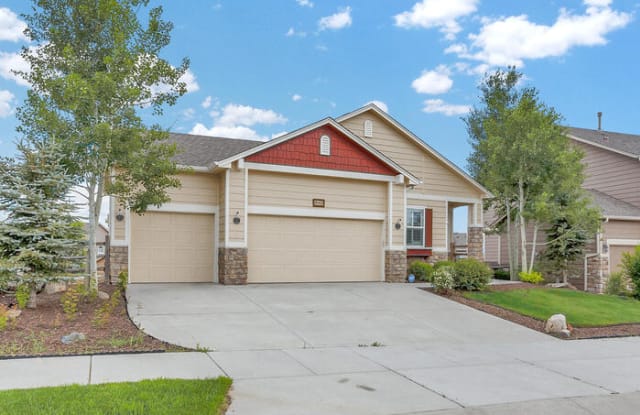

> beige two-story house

[{"left": 110, "top": 104, "right": 490, "bottom": 284}]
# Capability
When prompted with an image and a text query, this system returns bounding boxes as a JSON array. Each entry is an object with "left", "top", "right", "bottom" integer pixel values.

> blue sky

[{"left": 0, "top": 1, "right": 638, "bottom": 228}]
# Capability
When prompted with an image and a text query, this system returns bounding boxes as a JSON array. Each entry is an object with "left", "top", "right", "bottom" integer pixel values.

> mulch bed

[
  {"left": 0, "top": 283, "right": 187, "bottom": 358},
  {"left": 426, "top": 283, "right": 640, "bottom": 340}
]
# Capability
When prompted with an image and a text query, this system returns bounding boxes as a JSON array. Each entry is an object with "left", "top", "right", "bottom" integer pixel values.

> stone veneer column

[
  {"left": 385, "top": 250, "right": 407, "bottom": 282},
  {"left": 218, "top": 248, "right": 248, "bottom": 285},
  {"left": 467, "top": 226, "right": 484, "bottom": 261},
  {"left": 109, "top": 246, "right": 128, "bottom": 279}
]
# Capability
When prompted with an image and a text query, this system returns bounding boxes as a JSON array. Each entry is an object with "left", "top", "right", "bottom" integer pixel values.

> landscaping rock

[
  {"left": 98, "top": 291, "right": 110, "bottom": 300},
  {"left": 61, "top": 332, "right": 85, "bottom": 344},
  {"left": 6, "top": 308, "right": 21, "bottom": 319},
  {"left": 545, "top": 314, "right": 567, "bottom": 333},
  {"left": 560, "top": 329, "right": 572, "bottom": 338},
  {"left": 45, "top": 282, "right": 67, "bottom": 294}
]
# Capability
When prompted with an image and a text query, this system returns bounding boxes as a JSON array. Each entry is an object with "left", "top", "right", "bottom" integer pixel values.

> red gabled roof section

[{"left": 246, "top": 124, "right": 398, "bottom": 175}]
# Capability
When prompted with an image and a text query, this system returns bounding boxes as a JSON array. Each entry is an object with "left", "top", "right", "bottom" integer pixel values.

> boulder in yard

[
  {"left": 98, "top": 291, "right": 110, "bottom": 300},
  {"left": 45, "top": 282, "right": 67, "bottom": 294},
  {"left": 61, "top": 332, "right": 85, "bottom": 344},
  {"left": 545, "top": 314, "right": 568, "bottom": 333}
]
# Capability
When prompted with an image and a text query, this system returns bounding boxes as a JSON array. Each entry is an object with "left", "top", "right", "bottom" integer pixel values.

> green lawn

[
  {"left": 464, "top": 288, "right": 640, "bottom": 327},
  {"left": 0, "top": 377, "right": 232, "bottom": 415}
]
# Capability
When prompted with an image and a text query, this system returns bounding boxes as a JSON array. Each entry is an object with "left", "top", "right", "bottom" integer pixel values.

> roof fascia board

[
  {"left": 568, "top": 134, "right": 640, "bottom": 160},
  {"left": 604, "top": 215, "right": 640, "bottom": 221},
  {"left": 336, "top": 104, "right": 492, "bottom": 197}
]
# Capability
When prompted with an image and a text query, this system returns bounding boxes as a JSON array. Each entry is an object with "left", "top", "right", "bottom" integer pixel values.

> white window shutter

[
  {"left": 364, "top": 119, "right": 373, "bottom": 137},
  {"left": 320, "top": 135, "right": 331, "bottom": 155}
]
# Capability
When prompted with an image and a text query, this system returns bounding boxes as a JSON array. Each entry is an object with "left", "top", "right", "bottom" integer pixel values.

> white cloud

[
  {"left": 394, "top": 0, "right": 478, "bottom": 39},
  {"left": 0, "top": 89, "right": 15, "bottom": 117},
  {"left": 182, "top": 107, "right": 195, "bottom": 120},
  {"left": 365, "top": 100, "right": 388, "bottom": 113},
  {"left": 292, "top": 94, "right": 302, "bottom": 102},
  {"left": 190, "top": 103, "right": 287, "bottom": 141},
  {"left": 452, "top": 1, "right": 631, "bottom": 67},
  {"left": 0, "top": 7, "right": 27, "bottom": 42},
  {"left": 271, "top": 131, "right": 288, "bottom": 139},
  {"left": 411, "top": 65, "right": 453, "bottom": 94},
  {"left": 296, "top": 0, "right": 313, "bottom": 7},
  {"left": 0, "top": 51, "right": 29, "bottom": 86},
  {"left": 422, "top": 99, "right": 470, "bottom": 116},
  {"left": 179, "top": 69, "right": 199, "bottom": 93},
  {"left": 201, "top": 96, "right": 212, "bottom": 109},
  {"left": 318, "top": 7, "right": 352, "bottom": 31},
  {"left": 286, "top": 27, "right": 295, "bottom": 36}
]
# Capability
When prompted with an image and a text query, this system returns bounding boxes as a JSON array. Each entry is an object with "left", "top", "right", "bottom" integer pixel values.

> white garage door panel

[
  {"left": 248, "top": 215, "right": 382, "bottom": 283},
  {"left": 131, "top": 212, "right": 215, "bottom": 283}
]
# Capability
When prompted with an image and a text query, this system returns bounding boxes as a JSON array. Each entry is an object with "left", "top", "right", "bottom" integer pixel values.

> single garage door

[
  {"left": 609, "top": 245, "right": 636, "bottom": 274},
  {"left": 130, "top": 212, "right": 215, "bottom": 283},
  {"left": 248, "top": 215, "right": 383, "bottom": 283}
]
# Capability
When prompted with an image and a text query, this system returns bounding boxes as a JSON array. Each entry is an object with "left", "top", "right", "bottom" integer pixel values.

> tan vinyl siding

[
  {"left": 485, "top": 234, "right": 500, "bottom": 264},
  {"left": 392, "top": 183, "right": 405, "bottom": 246},
  {"left": 610, "top": 245, "right": 636, "bottom": 274},
  {"left": 167, "top": 173, "right": 218, "bottom": 206},
  {"left": 574, "top": 141, "right": 640, "bottom": 208},
  {"left": 218, "top": 173, "right": 226, "bottom": 244},
  {"left": 603, "top": 220, "right": 640, "bottom": 240},
  {"left": 248, "top": 171, "right": 386, "bottom": 212},
  {"left": 228, "top": 165, "right": 246, "bottom": 243},
  {"left": 112, "top": 198, "right": 126, "bottom": 241},
  {"left": 408, "top": 199, "right": 446, "bottom": 249},
  {"left": 341, "top": 112, "right": 484, "bottom": 199}
]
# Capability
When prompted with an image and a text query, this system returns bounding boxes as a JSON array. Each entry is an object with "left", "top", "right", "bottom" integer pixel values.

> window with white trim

[
  {"left": 320, "top": 135, "right": 331, "bottom": 156},
  {"left": 406, "top": 207, "right": 424, "bottom": 247}
]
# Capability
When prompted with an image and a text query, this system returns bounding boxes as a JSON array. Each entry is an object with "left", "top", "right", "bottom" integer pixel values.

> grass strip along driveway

[
  {"left": 464, "top": 288, "right": 640, "bottom": 327},
  {"left": 0, "top": 378, "right": 232, "bottom": 415}
]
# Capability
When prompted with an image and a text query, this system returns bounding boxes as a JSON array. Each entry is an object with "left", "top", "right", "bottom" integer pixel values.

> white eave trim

[
  {"left": 248, "top": 205, "right": 385, "bottom": 221},
  {"left": 146, "top": 203, "right": 218, "bottom": 214},
  {"left": 568, "top": 134, "right": 640, "bottom": 161},
  {"left": 606, "top": 239, "right": 640, "bottom": 246},
  {"left": 211, "top": 117, "right": 421, "bottom": 185},
  {"left": 245, "top": 161, "right": 400, "bottom": 183},
  {"left": 407, "top": 192, "right": 483, "bottom": 205},
  {"left": 176, "top": 164, "right": 212, "bottom": 173},
  {"left": 336, "top": 103, "right": 491, "bottom": 197},
  {"left": 604, "top": 215, "right": 640, "bottom": 221}
]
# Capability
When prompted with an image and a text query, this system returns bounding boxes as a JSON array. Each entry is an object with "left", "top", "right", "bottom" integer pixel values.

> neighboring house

[
  {"left": 453, "top": 232, "right": 468, "bottom": 259},
  {"left": 83, "top": 222, "right": 109, "bottom": 257},
  {"left": 109, "top": 104, "right": 490, "bottom": 284},
  {"left": 485, "top": 124, "right": 640, "bottom": 292}
]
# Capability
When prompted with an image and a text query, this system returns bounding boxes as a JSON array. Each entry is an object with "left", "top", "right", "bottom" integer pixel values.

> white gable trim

[
  {"left": 213, "top": 117, "right": 421, "bottom": 185},
  {"left": 245, "top": 161, "right": 399, "bottom": 183},
  {"left": 336, "top": 103, "right": 491, "bottom": 197}
]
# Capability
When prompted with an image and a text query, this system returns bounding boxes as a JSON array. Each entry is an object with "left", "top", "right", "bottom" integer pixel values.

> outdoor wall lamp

[
  {"left": 233, "top": 211, "right": 241, "bottom": 225},
  {"left": 395, "top": 218, "right": 402, "bottom": 230},
  {"left": 115, "top": 208, "right": 124, "bottom": 222}
]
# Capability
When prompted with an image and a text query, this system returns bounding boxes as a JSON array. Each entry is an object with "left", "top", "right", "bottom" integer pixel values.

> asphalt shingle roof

[
  {"left": 587, "top": 189, "right": 640, "bottom": 218},
  {"left": 567, "top": 127, "right": 640, "bottom": 157},
  {"left": 167, "top": 133, "right": 263, "bottom": 168}
]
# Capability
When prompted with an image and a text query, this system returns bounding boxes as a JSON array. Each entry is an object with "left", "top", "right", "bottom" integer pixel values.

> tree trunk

[
  {"left": 26, "top": 286, "right": 37, "bottom": 309},
  {"left": 518, "top": 179, "right": 528, "bottom": 273},
  {"left": 506, "top": 200, "right": 517, "bottom": 280},
  {"left": 529, "top": 223, "right": 539, "bottom": 273},
  {"left": 86, "top": 180, "right": 100, "bottom": 292}
]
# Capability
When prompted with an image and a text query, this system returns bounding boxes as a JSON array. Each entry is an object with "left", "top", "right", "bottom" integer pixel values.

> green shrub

[
  {"left": 61, "top": 283, "right": 83, "bottom": 320},
  {"left": 518, "top": 271, "right": 544, "bottom": 285},
  {"left": 434, "top": 260, "right": 455, "bottom": 270},
  {"left": 117, "top": 271, "right": 128, "bottom": 292},
  {"left": 432, "top": 266, "right": 455, "bottom": 294},
  {"left": 0, "top": 306, "right": 7, "bottom": 331},
  {"left": 452, "top": 258, "right": 492, "bottom": 291},
  {"left": 15, "top": 284, "right": 31, "bottom": 309},
  {"left": 606, "top": 272, "right": 630, "bottom": 296},
  {"left": 621, "top": 246, "right": 640, "bottom": 298},
  {"left": 408, "top": 261, "right": 434, "bottom": 282},
  {"left": 493, "top": 269, "right": 510, "bottom": 280}
]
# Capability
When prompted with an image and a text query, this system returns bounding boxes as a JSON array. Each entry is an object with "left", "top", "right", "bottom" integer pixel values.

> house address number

[{"left": 312, "top": 198, "right": 325, "bottom": 208}]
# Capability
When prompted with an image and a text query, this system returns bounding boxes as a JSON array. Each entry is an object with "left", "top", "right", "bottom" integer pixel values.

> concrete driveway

[{"left": 128, "top": 283, "right": 640, "bottom": 414}]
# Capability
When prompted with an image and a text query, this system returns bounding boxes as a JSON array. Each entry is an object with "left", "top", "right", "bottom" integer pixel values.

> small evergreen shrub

[
  {"left": 408, "top": 261, "right": 434, "bottom": 282},
  {"left": 432, "top": 266, "right": 455, "bottom": 294},
  {"left": 434, "top": 260, "right": 455, "bottom": 270},
  {"left": 493, "top": 269, "right": 510, "bottom": 280},
  {"left": 15, "top": 284, "right": 31, "bottom": 309},
  {"left": 605, "top": 272, "right": 630, "bottom": 296},
  {"left": 61, "top": 283, "right": 84, "bottom": 320},
  {"left": 0, "top": 305, "right": 7, "bottom": 331},
  {"left": 621, "top": 247, "right": 640, "bottom": 298},
  {"left": 452, "top": 258, "right": 492, "bottom": 291},
  {"left": 117, "top": 271, "right": 128, "bottom": 292},
  {"left": 518, "top": 271, "right": 544, "bottom": 285}
]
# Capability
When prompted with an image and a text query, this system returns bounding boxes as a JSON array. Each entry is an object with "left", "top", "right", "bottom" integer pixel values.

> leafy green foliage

[
  {"left": 621, "top": 246, "right": 640, "bottom": 299},
  {"left": 117, "top": 270, "right": 128, "bottom": 292},
  {"left": 452, "top": 258, "right": 492, "bottom": 291},
  {"left": 0, "top": 141, "right": 84, "bottom": 308},
  {"left": 432, "top": 266, "right": 455, "bottom": 294},
  {"left": 408, "top": 261, "right": 434, "bottom": 282},
  {"left": 605, "top": 272, "right": 630, "bottom": 296},
  {"left": 17, "top": 0, "right": 187, "bottom": 288},
  {"left": 0, "top": 378, "right": 232, "bottom": 415},
  {"left": 15, "top": 284, "right": 31, "bottom": 309},
  {"left": 465, "top": 288, "right": 640, "bottom": 327},
  {"left": 434, "top": 260, "right": 455, "bottom": 270},
  {"left": 0, "top": 306, "right": 7, "bottom": 331},
  {"left": 518, "top": 271, "right": 544, "bottom": 285}
]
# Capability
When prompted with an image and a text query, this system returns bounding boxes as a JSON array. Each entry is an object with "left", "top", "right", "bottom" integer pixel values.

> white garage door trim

[
  {"left": 130, "top": 210, "right": 217, "bottom": 283},
  {"left": 247, "top": 214, "right": 384, "bottom": 283}
]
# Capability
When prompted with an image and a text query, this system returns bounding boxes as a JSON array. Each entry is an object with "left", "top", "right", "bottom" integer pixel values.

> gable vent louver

[{"left": 363, "top": 119, "right": 373, "bottom": 138}]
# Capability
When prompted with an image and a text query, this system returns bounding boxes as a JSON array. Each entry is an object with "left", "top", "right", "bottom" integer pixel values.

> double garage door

[{"left": 130, "top": 212, "right": 383, "bottom": 283}]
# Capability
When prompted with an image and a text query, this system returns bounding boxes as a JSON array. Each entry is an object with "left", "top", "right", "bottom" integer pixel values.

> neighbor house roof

[
  {"left": 587, "top": 189, "right": 640, "bottom": 219},
  {"left": 168, "top": 133, "right": 262, "bottom": 168},
  {"left": 567, "top": 127, "right": 640, "bottom": 159}
]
